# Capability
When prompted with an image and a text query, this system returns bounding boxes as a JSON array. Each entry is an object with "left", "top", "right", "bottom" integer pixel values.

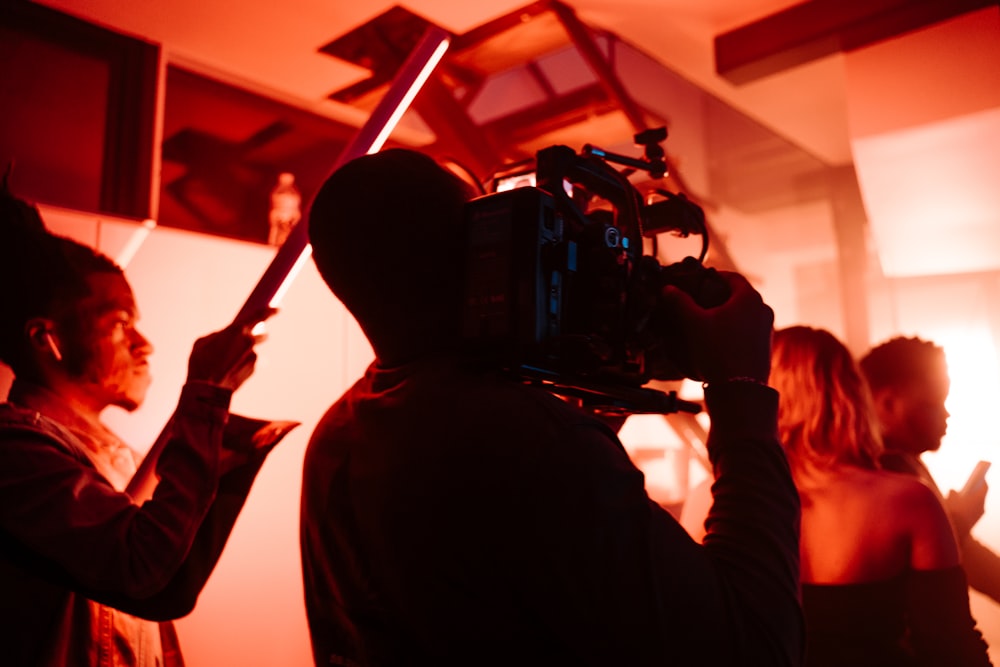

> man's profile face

[
  {"left": 876, "top": 375, "right": 950, "bottom": 455},
  {"left": 64, "top": 272, "right": 154, "bottom": 412}
]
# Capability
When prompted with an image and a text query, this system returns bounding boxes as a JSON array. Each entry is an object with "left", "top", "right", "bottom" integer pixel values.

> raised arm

[{"left": 661, "top": 271, "right": 803, "bottom": 664}]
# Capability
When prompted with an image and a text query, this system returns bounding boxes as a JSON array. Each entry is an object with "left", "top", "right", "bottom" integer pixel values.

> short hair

[
  {"left": 859, "top": 336, "right": 948, "bottom": 394},
  {"left": 0, "top": 175, "right": 122, "bottom": 376},
  {"left": 307, "top": 149, "right": 473, "bottom": 361},
  {"left": 770, "top": 326, "right": 883, "bottom": 470}
]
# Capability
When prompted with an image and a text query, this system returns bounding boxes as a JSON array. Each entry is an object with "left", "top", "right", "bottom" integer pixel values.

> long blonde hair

[{"left": 770, "top": 326, "right": 883, "bottom": 471}]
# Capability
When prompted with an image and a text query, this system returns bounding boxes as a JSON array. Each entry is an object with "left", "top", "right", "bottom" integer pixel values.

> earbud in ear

[
  {"left": 27, "top": 322, "right": 63, "bottom": 362},
  {"left": 43, "top": 331, "right": 63, "bottom": 362}
]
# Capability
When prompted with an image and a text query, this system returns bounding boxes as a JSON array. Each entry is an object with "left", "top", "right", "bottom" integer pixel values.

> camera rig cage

[{"left": 461, "top": 128, "right": 727, "bottom": 415}]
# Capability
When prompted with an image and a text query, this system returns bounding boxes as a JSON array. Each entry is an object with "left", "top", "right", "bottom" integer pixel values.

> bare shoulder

[
  {"left": 873, "top": 468, "right": 942, "bottom": 510},
  {"left": 859, "top": 468, "right": 947, "bottom": 522},
  {"left": 798, "top": 465, "right": 959, "bottom": 581},
  {"left": 832, "top": 466, "right": 924, "bottom": 498},
  {"left": 872, "top": 468, "right": 960, "bottom": 568}
]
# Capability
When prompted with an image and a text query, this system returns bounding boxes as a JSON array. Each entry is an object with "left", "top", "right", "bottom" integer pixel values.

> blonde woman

[{"left": 770, "top": 326, "right": 990, "bottom": 667}]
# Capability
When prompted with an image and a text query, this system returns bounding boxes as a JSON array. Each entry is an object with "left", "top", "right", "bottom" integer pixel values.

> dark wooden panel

[
  {"left": 715, "top": 0, "right": 997, "bottom": 84},
  {"left": 0, "top": 1, "right": 159, "bottom": 218}
]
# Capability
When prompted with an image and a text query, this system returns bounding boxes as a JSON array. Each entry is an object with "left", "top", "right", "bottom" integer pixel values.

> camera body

[{"left": 461, "top": 135, "right": 726, "bottom": 414}]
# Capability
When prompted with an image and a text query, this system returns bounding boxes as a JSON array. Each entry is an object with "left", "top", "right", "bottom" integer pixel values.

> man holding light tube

[{"left": 0, "top": 181, "right": 294, "bottom": 667}]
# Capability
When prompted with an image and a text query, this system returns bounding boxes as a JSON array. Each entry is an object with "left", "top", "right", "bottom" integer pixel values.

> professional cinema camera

[{"left": 461, "top": 128, "right": 730, "bottom": 415}]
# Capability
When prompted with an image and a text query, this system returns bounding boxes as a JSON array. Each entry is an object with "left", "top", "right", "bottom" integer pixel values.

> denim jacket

[{"left": 0, "top": 380, "right": 296, "bottom": 666}]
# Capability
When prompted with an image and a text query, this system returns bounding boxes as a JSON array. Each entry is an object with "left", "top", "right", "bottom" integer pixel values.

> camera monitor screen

[{"left": 492, "top": 163, "right": 573, "bottom": 197}]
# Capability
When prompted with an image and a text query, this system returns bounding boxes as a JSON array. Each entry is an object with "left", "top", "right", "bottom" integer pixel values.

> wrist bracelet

[{"left": 704, "top": 376, "right": 769, "bottom": 388}]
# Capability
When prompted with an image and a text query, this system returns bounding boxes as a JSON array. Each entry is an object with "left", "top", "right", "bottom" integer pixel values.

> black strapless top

[
  {"left": 802, "top": 567, "right": 991, "bottom": 667},
  {"left": 802, "top": 574, "right": 913, "bottom": 667}
]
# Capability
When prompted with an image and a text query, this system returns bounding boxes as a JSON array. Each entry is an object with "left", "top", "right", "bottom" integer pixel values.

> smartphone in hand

[{"left": 960, "top": 460, "right": 992, "bottom": 496}]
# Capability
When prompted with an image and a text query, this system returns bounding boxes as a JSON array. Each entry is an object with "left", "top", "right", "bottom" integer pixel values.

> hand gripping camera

[{"left": 461, "top": 128, "right": 729, "bottom": 415}]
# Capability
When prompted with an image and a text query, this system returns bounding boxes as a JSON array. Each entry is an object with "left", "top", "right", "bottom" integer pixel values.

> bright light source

[
  {"left": 922, "top": 327, "right": 1000, "bottom": 491},
  {"left": 268, "top": 244, "right": 312, "bottom": 309},
  {"left": 115, "top": 218, "right": 157, "bottom": 268},
  {"left": 229, "top": 26, "right": 450, "bottom": 327},
  {"left": 369, "top": 37, "right": 450, "bottom": 154}
]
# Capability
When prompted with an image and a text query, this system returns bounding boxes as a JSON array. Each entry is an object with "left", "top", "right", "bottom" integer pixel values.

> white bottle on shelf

[{"left": 268, "top": 171, "right": 301, "bottom": 246}]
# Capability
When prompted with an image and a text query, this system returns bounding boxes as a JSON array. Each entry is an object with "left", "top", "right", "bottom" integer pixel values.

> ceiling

[{"left": 30, "top": 0, "right": 1000, "bottom": 284}]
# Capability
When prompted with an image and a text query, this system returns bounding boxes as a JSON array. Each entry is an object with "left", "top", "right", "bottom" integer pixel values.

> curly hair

[
  {"left": 859, "top": 336, "right": 948, "bottom": 395},
  {"left": 0, "top": 171, "right": 122, "bottom": 376},
  {"left": 770, "top": 326, "right": 883, "bottom": 471}
]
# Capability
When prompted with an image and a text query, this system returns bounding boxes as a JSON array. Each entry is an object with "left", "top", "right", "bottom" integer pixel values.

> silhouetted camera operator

[{"left": 300, "top": 148, "right": 802, "bottom": 667}]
